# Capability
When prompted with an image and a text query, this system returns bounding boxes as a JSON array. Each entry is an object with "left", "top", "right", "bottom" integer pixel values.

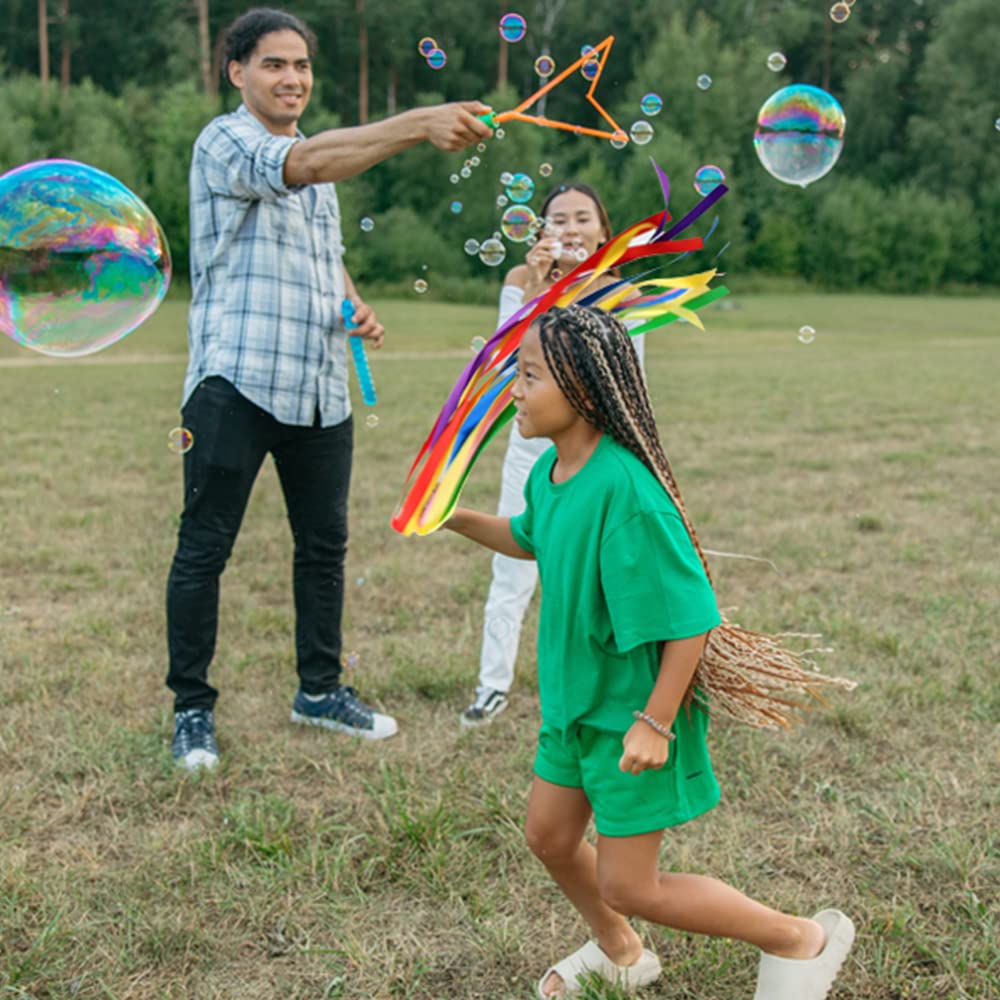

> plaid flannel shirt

[{"left": 182, "top": 104, "right": 350, "bottom": 426}]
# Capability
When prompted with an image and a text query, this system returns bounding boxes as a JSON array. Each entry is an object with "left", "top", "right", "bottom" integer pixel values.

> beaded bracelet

[{"left": 633, "top": 710, "right": 676, "bottom": 741}]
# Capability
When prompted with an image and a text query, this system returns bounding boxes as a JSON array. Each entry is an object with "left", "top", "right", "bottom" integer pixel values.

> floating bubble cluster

[
  {"left": 499, "top": 12, "right": 526, "bottom": 42},
  {"left": 478, "top": 238, "right": 507, "bottom": 267},
  {"left": 754, "top": 84, "right": 846, "bottom": 187},
  {"left": 640, "top": 93, "right": 663, "bottom": 116},
  {"left": 694, "top": 164, "right": 726, "bottom": 196},
  {"left": 629, "top": 121, "right": 654, "bottom": 145},
  {"left": 767, "top": 51, "right": 787, "bottom": 72},
  {"left": 0, "top": 159, "right": 172, "bottom": 357}
]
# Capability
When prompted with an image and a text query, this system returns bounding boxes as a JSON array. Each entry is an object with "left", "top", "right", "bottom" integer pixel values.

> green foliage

[{"left": 1, "top": 0, "right": 997, "bottom": 291}]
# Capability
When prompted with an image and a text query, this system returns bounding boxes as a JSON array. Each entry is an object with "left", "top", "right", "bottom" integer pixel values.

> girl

[
  {"left": 444, "top": 306, "right": 855, "bottom": 999},
  {"left": 462, "top": 182, "right": 646, "bottom": 728}
]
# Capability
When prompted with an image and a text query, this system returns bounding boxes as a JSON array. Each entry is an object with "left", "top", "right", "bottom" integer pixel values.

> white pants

[{"left": 475, "top": 333, "right": 645, "bottom": 694}]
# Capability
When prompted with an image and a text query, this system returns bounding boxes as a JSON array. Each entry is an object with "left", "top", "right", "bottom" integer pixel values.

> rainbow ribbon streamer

[
  {"left": 343, "top": 299, "right": 377, "bottom": 406},
  {"left": 391, "top": 162, "right": 729, "bottom": 536}
]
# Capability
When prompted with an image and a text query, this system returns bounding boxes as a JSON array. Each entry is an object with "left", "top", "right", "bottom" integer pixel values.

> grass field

[{"left": 1, "top": 292, "right": 997, "bottom": 999}]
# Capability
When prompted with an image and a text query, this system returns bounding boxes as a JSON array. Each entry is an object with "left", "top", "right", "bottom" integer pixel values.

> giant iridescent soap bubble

[
  {"left": 753, "top": 85, "right": 846, "bottom": 188},
  {"left": 0, "top": 159, "right": 171, "bottom": 357}
]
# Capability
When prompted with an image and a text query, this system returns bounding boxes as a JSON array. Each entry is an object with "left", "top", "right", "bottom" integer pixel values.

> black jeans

[{"left": 166, "top": 377, "right": 353, "bottom": 710}]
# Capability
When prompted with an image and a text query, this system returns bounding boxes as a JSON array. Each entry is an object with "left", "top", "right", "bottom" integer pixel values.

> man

[{"left": 166, "top": 7, "right": 491, "bottom": 770}]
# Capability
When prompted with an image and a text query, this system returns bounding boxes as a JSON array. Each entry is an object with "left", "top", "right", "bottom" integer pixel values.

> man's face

[{"left": 228, "top": 29, "right": 313, "bottom": 136}]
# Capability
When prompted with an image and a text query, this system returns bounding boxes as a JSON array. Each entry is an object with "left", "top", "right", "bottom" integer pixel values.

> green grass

[{"left": 1, "top": 292, "right": 998, "bottom": 998}]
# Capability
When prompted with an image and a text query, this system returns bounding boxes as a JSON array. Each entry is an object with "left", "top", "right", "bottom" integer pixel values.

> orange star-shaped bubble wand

[{"left": 479, "top": 35, "right": 627, "bottom": 141}]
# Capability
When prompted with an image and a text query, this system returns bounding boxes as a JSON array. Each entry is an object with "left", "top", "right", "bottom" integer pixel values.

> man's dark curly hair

[{"left": 222, "top": 8, "right": 317, "bottom": 86}]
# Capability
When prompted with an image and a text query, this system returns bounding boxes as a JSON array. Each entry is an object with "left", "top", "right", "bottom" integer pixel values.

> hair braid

[{"left": 535, "top": 305, "right": 856, "bottom": 729}]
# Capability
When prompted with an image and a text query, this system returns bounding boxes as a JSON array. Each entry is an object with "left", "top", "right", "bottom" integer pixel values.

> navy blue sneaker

[
  {"left": 290, "top": 686, "right": 398, "bottom": 740},
  {"left": 172, "top": 708, "right": 219, "bottom": 771}
]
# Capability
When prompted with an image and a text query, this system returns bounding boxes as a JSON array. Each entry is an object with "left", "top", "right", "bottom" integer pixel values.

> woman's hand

[
  {"left": 522, "top": 234, "right": 563, "bottom": 299},
  {"left": 618, "top": 720, "right": 672, "bottom": 775}
]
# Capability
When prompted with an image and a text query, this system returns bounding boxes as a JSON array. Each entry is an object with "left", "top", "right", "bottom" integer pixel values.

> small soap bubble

[
  {"left": 694, "top": 164, "right": 726, "bottom": 196},
  {"left": 580, "top": 44, "right": 597, "bottom": 58},
  {"left": 499, "top": 12, "right": 527, "bottom": 43},
  {"left": 471, "top": 155, "right": 481, "bottom": 167},
  {"left": 610, "top": 132, "right": 629, "bottom": 150},
  {"left": 487, "top": 617, "right": 512, "bottom": 640},
  {"left": 359, "top": 216, "right": 374, "bottom": 232},
  {"left": 697, "top": 74, "right": 712, "bottom": 90},
  {"left": 344, "top": 650, "right": 361, "bottom": 668},
  {"left": 496, "top": 194, "right": 509, "bottom": 207},
  {"left": 539, "top": 162, "right": 553, "bottom": 177},
  {"left": 534, "top": 55, "right": 556, "bottom": 79},
  {"left": 418, "top": 37, "right": 437, "bottom": 56},
  {"left": 798, "top": 324, "right": 816, "bottom": 344},
  {"left": 450, "top": 200, "right": 463, "bottom": 214},
  {"left": 478, "top": 237, "right": 507, "bottom": 267},
  {"left": 463, "top": 158, "right": 472, "bottom": 169},
  {"left": 426, "top": 48, "right": 447, "bottom": 69},
  {"left": 829, "top": 2, "right": 850, "bottom": 23},
  {"left": 449, "top": 173, "right": 460, "bottom": 184},
  {"left": 550, "top": 268, "right": 563, "bottom": 281},
  {"left": 365, "top": 414, "right": 380, "bottom": 428},
  {"left": 413, "top": 278, "right": 428, "bottom": 294},
  {"left": 470, "top": 335, "right": 487, "bottom": 352},
  {"left": 463, "top": 238, "right": 481, "bottom": 255},
  {"left": 460, "top": 166, "right": 472, "bottom": 179},
  {"left": 476, "top": 142, "right": 486, "bottom": 153},
  {"left": 995, "top": 117, "right": 1000, "bottom": 132},
  {"left": 505, "top": 172, "right": 535, "bottom": 203},
  {"left": 767, "top": 51, "right": 787, "bottom": 72},
  {"left": 421, "top": 263, "right": 428, "bottom": 271},
  {"left": 581, "top": 58, "right": 599, "bottom": 80},
  {"left": 499, "top": 171, "right": 514, "bottom": 186},
  {"left": 574, "top": 246, "right": 588, "bottom": 262},
  {"left": 495, "top": 127, "right": 506, "bottom": 139},
  {"left": 168, "top": 426, "right": 194, "bottom": 455},
  {"left": 0, "top": 159, "right": 171, "bottom": 357},
  {"left": 492, "top": 231, "right": 503, "bottom": 241},
  {"left": 640, "top": 93, "right": 663, "bottom": 116},
  {"left": 629, "top": 121, "right": 654, "bottom": 145},
  {"left": 501, "top": 204, "right": 538, "bottom": 242}
]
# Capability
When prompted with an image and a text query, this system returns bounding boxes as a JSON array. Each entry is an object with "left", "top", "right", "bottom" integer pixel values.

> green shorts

[{"left": 533, "top": 711, "right": 720, "bottom": 838}]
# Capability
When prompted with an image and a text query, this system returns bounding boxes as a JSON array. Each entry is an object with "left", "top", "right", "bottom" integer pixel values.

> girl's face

[
  {"left": 543, "top": 189, "right": 608, "bottom": 264},
  {"left": 510, "top": 325, "right": 582, "bottom": 440}
]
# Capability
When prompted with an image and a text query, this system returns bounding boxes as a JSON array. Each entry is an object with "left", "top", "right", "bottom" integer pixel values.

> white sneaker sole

[
  {"left": 290, "top": 709, "right": 398, "bottom": 740},
  {"left": 175, "top": 749, "right": 219, "bottom": 771}
]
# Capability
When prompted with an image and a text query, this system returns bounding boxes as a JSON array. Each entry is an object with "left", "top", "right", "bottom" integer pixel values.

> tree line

[{"left": 1, "top": 0, "right": 998, "bottom": 294}]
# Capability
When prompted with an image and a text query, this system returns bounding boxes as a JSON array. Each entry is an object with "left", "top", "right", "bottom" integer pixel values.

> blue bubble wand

[{"left": 342, "top": 299, "right": 377, "bottom": 406}]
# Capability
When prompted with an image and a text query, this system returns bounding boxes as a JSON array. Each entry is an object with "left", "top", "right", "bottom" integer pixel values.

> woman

[{"left": 461, "top": 182, "right": 646, "bottom": 726}]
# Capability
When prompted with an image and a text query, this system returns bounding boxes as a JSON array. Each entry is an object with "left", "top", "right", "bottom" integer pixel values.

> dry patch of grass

[{"left": 1, "top": 294, "right": 998, "bottom": 998}]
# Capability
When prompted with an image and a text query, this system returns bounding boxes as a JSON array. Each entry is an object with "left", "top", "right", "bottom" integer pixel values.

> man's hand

[
  {"left": 618, "top": 720, "right": 672, "bottom": 776},
  {"left": 349, "top": 299, "right": 384, "bottom": 349},
  {"left": 423, "top": 101, "right": 494, "bottom": 151}
]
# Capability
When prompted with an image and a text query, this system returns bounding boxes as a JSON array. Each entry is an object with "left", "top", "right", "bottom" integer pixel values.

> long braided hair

[{"left": 535, "top": 305, "right": 855, "bottom": 728}]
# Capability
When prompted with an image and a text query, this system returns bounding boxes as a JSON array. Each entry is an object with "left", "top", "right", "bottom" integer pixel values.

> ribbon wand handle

[{"left": 343, "top": 299, "right": 377, "bottom": 406}]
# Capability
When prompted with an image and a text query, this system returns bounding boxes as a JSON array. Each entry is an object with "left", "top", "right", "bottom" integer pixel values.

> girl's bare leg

[
  {"left": 596, "top": 831, "right": 826, "bottom": 958},
  {"left": 525, "top": 777, "right": 646, "bottom": 997}
]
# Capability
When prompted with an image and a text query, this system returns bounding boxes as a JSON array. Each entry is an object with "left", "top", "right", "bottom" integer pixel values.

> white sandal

[
  {"left": 753, "top": 909, "right": 855, "bottom": 1000},
  {"left": 536, "top": 939, "right": 662, "bottom": 998}
]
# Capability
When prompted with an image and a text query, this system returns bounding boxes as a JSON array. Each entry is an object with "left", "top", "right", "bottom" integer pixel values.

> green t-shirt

[{"left": 510, "top": 435, "right": 721, "bottom": 734}]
